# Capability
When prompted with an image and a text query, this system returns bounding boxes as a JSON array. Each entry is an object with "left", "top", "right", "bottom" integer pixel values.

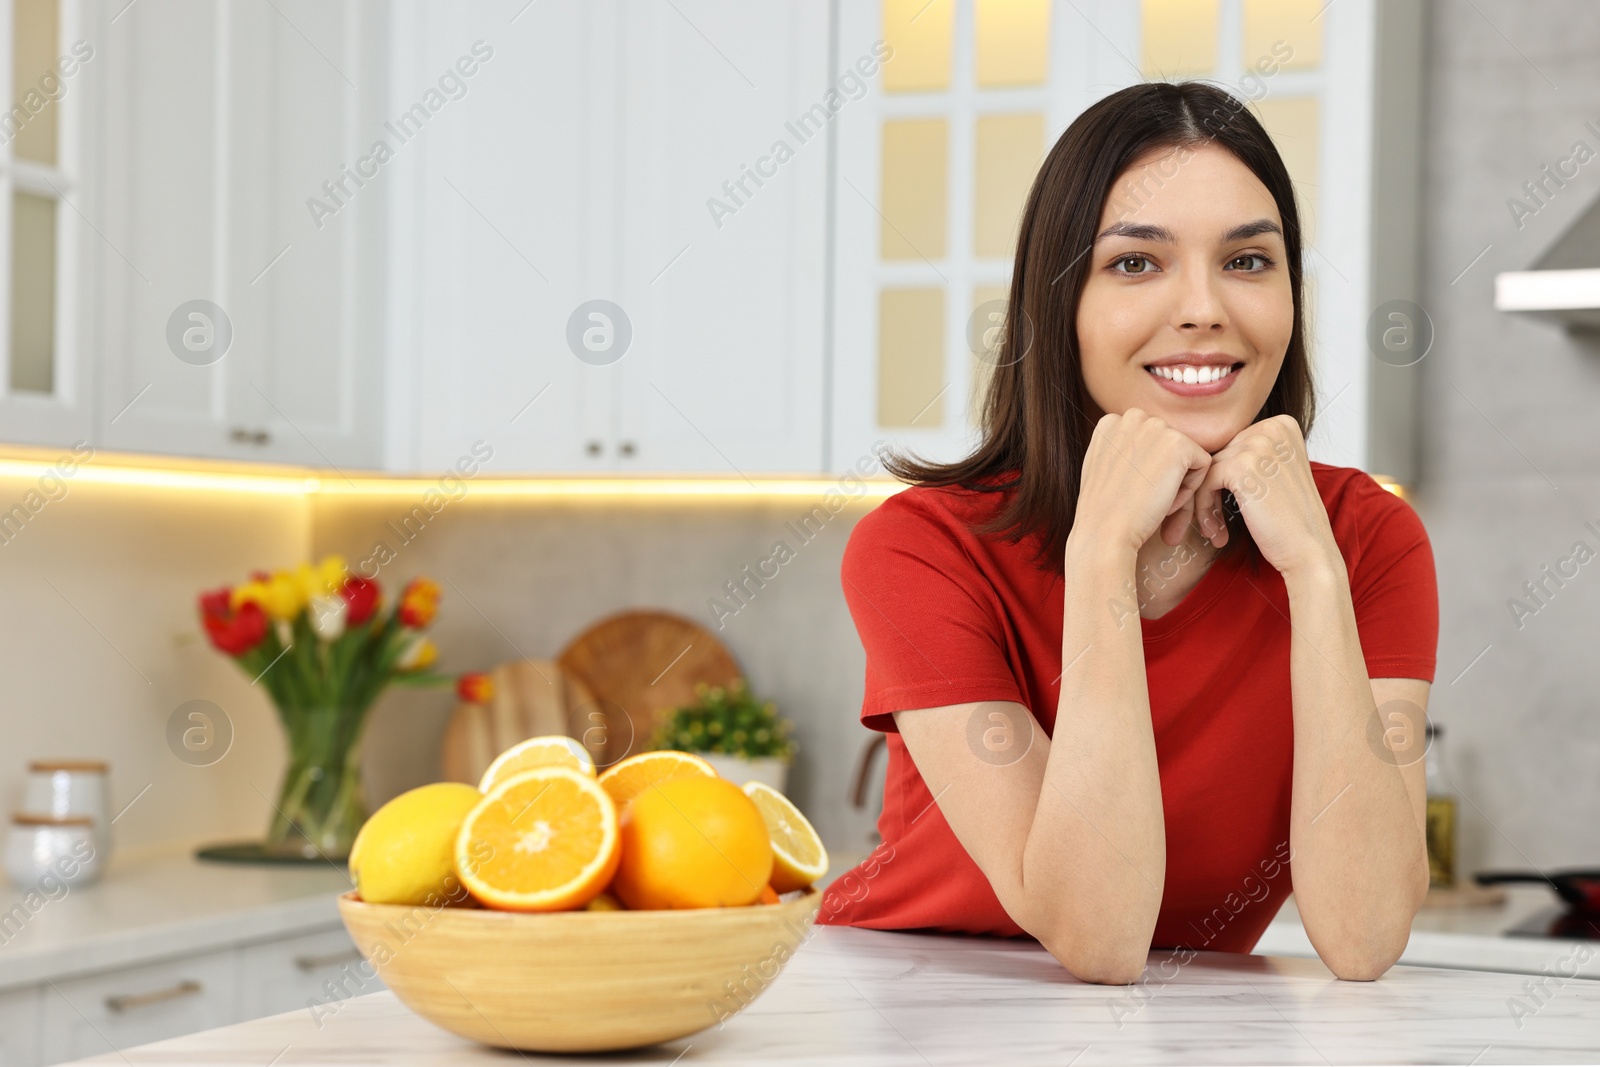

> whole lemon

[
  {"left": 611, "top": 776, "right": 773, "bottom": 909},
  {"left": 349, "top": 782, "right": 483, "bottom": 906}
]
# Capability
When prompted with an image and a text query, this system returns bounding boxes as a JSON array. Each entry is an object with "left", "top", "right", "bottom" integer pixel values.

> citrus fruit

[
  {"left": 584, "top": 890, "right": 625, "bottom": 911},
  {"left": 478, "top": 735, "right": 596, "bottom": 793},
  {"left": 610, "top": 776, "right": 773, "bottom": 910},
  {"left": 349, "top": 782, "right": 483, "bottom": 906},
  {"left": 453, "top": 767, "right": 620, "bottom": 912},
  {"left": 758, "top": 884, "right": 779, "bottom": 905},
  {"left": 597, "top": 750, "right": 717, "bottom": 814},
  {"left": 742, "top": 781, "right": 830, "bottom": 892}
]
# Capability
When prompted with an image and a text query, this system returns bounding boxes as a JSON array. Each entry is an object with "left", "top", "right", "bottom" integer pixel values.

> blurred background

[{"left": 3, "top": 0, "right": 1600, "bottom": 1056}]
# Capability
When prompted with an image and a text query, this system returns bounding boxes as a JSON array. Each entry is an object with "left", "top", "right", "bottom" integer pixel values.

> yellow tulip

[
  {"left": 231, "top": 579, "right": 272, "bottom": 613},
  {"left": 294, "top": 556, "right": 347, "bottom": 602},
  {"left": 397, "top": 635, "right": 437, "bottom": 671},
  {"left": 260, "top": 570, "right": 308, "bottom": 620}
]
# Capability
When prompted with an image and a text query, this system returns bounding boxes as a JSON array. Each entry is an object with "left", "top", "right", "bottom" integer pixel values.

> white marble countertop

[
  {"left": 68, "top": 922, "right": 1600, "bottom": 1066},
  {"left": 1255, "top": 886, "right": 1600, "bottom": 978},
  {"left": 0, "top": 839, "right": 353, "bottom": 991}
]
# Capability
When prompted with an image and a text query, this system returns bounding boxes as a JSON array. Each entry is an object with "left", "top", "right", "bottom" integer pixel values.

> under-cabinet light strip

[{"left": 0, "top": 455, "right": 908, "bottom": 500}]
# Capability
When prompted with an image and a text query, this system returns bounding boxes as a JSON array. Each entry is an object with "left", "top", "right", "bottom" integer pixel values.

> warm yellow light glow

[
  {"left": 0, "top": 458, "right": 309, "bottom": 495},
  {"left": 0, "top": 450, "right": 908, "bottom": 501}
]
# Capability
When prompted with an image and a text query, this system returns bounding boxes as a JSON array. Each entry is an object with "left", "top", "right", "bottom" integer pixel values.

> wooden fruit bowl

[{"left": 337, "top": 886, "right": 822, "bottom": 1053}]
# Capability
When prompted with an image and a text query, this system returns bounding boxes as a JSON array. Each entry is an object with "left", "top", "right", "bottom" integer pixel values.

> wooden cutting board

[
  {"left": 439, "top": 659, "right": 598, "bottom": 786},
  {"left": 557, "top": 610, "right": 743, "bottom": 768}
]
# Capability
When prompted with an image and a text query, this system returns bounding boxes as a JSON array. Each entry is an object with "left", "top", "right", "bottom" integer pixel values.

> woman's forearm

[
  {"left": 1022, "top": 529, "right": 1166, "bottom": 983},
  {"left": 1284, "top": 557, "right": 1429, "bottom": 979}
]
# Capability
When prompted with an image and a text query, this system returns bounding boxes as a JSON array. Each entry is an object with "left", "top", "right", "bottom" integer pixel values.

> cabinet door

[
  {"left": 97, "top": 0, "right": 384, "bottom": 468},
  {"left": 403, "top": 1, "right": 616, "bottom": 473},
  {"left": 613, "top": 0, "right": 828, "bottom": 474},
  {"left": 0, "top": 985, "right": 40, "bottom": 1067},
  {"left": 0, "top": 0, "right": 93, "bottom": 451},
  {"left": 234, "top": 924, "right": 381, "bottom": 1023},
  {"left": 38, "top": 949, "right": 235, "bottom": 1063}
]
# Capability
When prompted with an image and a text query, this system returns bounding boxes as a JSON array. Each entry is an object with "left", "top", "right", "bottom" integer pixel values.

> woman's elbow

[
  {"left": 1322, "top": 947, "right": 1401, "bottom": 982},
  {"left": 1043, "top": 937, "right": 1149, "bottom": 985},
  {"left": 1316, "top": 928, "right": 1407, "bottom": 980}
]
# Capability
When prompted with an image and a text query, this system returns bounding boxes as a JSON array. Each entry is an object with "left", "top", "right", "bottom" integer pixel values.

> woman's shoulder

[
  {"left": 852, "top": 476, "right": 1017, "bottom": 541},
  {"left": 844, "top": 476, "right": 1021, "bottom": 572},
  {"left": 1309, "top": 461, "right": 1429, "bottom": 559}
]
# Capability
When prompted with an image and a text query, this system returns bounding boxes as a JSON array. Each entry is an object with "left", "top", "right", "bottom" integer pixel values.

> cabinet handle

[
  {"left": 585, "top": 440, "right": 603, "bottom": 456},
  {"left": 105, "top": 979, "right": 203, "bottom": 1013},
  {"left": 294, "top": 948, "right": 365, "bottom": 972},
  {"left": 229, "top": 427, "right": 271, "bottom": 446},
  {"left": 618, "top": 441, "right": 636, "bottom": 457}
]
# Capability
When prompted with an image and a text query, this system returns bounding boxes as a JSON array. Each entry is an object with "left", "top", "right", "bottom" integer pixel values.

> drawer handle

[
  {"left": 294, "top": 948, "right": 365, "bottom": 972},
  {"left": 105, "top": 979, "right": 202, "bottom": 1013}
]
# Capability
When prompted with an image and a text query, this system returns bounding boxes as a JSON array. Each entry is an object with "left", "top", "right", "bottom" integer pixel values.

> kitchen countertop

[
  {"left": 1256, "top": 885, "right": 1600, "bottom": 979},
  {"left": 69, "top": 922, "right": 1600, "bottom": 1065},
  {"left": 0, "top": 839, "right": 353, "bottom": 991}
]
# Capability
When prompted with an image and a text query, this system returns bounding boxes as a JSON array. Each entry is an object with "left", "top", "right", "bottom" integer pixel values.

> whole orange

[{"left": 611, "top": 776, "right": 774, "bottom": 909}]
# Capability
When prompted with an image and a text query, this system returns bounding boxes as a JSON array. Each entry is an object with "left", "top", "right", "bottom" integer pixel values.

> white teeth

[{"left": 1147, "top": 363, "right": 1236, "bottom": 384}]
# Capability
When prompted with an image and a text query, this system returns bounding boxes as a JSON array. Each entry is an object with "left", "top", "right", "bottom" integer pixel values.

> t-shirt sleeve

[
  {"left": 840, "top": 494, "right": 1027, "bottom": 733},
  {"left": 1348, "top": 478, "right": 1439, "bottom": 683}
]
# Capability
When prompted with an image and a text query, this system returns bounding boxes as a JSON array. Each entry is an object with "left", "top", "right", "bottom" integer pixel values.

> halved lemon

[
  {"left": 742, "top": 781, "right": 829, "bottom": 892},
  {"left": 478, "top": 735, "right": 596, "bottom": 793},
  {"left": 597, "top": 750, "right": 717, "bottom": 813},
  {"left": 453, "top": 767, "right": 619, "bottom": 912}
]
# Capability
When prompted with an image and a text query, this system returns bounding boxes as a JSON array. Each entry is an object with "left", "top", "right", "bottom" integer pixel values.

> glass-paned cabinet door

[
  {"left": 0, "top": 0, "right": 89, "bottom": 447},
  {"left": 833, "top": 0, "right": 1065, "bottom": 470},
  {"left": 833, "top": 0, "right": 1386, "bottom": 475}
]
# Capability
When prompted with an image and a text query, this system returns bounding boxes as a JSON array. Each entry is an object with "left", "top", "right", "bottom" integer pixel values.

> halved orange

[
  {"left": 742, "top": 781, "right": 829, "bottom": 892},
  {"left": 597, "top": 750, "right": 717, "bottom": 814},
  {"left": 454, "top": 767, "right": 619, "bottom": 912},
  {"left": 478, "top": 735, "right": 596, "bottom": 793}
]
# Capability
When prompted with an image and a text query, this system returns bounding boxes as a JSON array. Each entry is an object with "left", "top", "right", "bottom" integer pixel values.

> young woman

[{"left": 817, "top": 80, "right": 1438, "bottom": 986}]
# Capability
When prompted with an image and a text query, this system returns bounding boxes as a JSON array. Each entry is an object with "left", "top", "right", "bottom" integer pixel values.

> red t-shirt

[{"left": 816, "top": 462, "right": 1439, "bottom": 955}]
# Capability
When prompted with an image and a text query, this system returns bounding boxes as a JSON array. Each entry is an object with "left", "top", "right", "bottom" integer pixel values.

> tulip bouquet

[{"left": 198, "top": 556, "right": 492, "bottom": 860}]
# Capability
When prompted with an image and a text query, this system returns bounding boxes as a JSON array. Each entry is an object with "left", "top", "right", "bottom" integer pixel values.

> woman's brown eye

[{"left": 1119, "top": 256, "right": 1148, "bottom": 273}]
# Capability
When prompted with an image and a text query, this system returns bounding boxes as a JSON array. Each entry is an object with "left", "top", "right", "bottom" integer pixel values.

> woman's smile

[{"left": 1143, "top": 358, "right": 1246, "bottom": 397}]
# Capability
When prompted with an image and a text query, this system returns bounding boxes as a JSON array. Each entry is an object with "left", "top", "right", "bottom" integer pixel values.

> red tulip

[
  {"left": 399, "top": 577, "right": 441, "bottom": 628},
  {"left": 457, "top": 672, "right": 494, "bottom": 704},
  {"left": 200, "top": 596, "right": 268, "bottom": 656},
  {"left": 339, "top": 576, "right": 381, "bottom": 626},
  {"left": 198, "top": 586, "right": 232, "bottom": 618}
]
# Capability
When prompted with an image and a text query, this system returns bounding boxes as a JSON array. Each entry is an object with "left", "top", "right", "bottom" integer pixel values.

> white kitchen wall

[{"left": 0, "top": 464, "right": 311, "bottom": 855}]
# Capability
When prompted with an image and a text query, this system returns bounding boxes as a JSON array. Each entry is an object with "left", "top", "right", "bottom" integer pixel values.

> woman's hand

[
  {"left": 1191, "top": 414, "right": 1340, "bottom": 578},
  {"left": 1075, "top": 408, "right": 1215, "bottom": 556}
]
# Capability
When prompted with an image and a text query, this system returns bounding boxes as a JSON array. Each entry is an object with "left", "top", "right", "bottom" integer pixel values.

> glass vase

[{"left": 263, "top": 704, "right": 373, "bottom": 861}]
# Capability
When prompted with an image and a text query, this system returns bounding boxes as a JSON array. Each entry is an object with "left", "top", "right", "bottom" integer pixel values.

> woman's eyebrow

[{"left": 1095, "top": 218, "right": 1283, "bottom": 243}]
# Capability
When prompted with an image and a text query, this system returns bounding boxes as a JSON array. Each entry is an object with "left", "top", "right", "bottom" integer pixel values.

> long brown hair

[{"left": 886, "top": 80, "right": 1316, "bottom": 575}]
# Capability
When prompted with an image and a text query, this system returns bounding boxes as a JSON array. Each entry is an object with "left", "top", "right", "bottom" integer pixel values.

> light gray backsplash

[
  {"left": 1410, "top": 0, "right": 1600, "bottom": 870},
  {"left": 311, "top": 495, "right": 887, "bottom": 856}
]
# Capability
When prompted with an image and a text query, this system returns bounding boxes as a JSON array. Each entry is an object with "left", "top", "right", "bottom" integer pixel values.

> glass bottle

[{"left": 1423, "top": 722, "right": 1457, "bottom": 888}]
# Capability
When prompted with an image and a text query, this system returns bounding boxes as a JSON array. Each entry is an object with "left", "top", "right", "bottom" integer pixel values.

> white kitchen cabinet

[
  {"left": 37, "top": 947, "right": 236, "bottom": 1063},
  {"left": 93, "top": 0, "right": 386, "bottom": 468},
  {"left": 233, "top": 924, "right": 377, "bottom": 1023},
  {"left": 0, "top": 985, "right": 40, "bottom": 1066},
  {"left": 0, "top": 0, "right": 94, "bottom": 450},
  {"left": 610, "top": 0, "right": 828, "bottom": 474},
  {"left": 404, "top": 0, "right": 830, "bottom": 475},
  {"left": 401, "top": 0, "right": 616, "bottom": 474}
]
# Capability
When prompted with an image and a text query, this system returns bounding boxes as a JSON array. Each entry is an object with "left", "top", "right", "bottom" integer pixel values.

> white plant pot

[{"left": 699, "top": 753, "right": 788, "bottom": 794}]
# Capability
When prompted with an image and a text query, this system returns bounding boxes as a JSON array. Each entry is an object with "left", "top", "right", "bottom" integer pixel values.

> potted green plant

[{"left": 650, "top": 680, "right": 796, "bottom": 792}]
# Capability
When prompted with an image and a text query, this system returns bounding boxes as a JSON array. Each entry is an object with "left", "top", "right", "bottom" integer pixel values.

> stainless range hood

[{"left": 1495, "top": 187, "right": 1600, "bottom": 331}]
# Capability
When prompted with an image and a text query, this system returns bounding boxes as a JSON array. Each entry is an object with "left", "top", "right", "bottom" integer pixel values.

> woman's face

[{"left": 1075, "top": 142, "right": 1293, "bottom": 455}]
